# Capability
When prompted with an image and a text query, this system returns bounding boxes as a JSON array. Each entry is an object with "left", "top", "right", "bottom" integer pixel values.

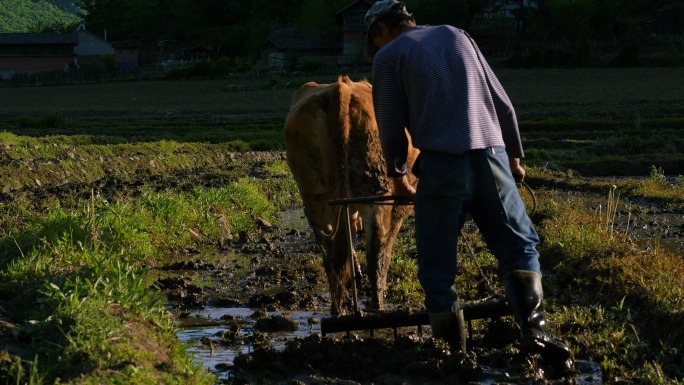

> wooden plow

[{"left": 321, "top": 183, "right": 536, "bottom": 343}]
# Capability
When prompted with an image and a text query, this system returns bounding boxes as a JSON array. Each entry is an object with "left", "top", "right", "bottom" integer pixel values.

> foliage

[
  {"left": 296, "top": 0, "right": 343, "bottom": 37},
  {"left": 3, "top": 0, "right": 683, "bottom": 68},
  {"left": 532, "top": 187, "right": 684, "bottom": 380},
  {"left": 74, "top": 0, "right": 316, "bottom": 55},
  {"left": 0, "top": 0, "right": 77, "bottom": 32},
  {"left": 82, "top": 55, "right": 117, "bottom": 79},
  {"left": 405, "top": 0, "right": 472, "bottom": 29},
  {"left": 0, "top": 160, "right": 289, "bottom": 381},
  {"left": 483, "top": 0, "right": 684, "bottom": 67},
  {"left": 16, "top": 114, "right": 67, "bottom": 130}
]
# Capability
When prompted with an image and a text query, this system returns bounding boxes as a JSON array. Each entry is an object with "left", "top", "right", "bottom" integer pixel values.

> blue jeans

[{"left": 413, "top": 147, "right": 541, "bottom": 313}]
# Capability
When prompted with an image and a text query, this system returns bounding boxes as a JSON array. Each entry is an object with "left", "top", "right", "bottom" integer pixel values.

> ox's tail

[
  {"left": 325, "top": 76, "right": 354, "bottom": 313},
  {"left": 332, "top": 76, "right": 353, "bottom": 200}
]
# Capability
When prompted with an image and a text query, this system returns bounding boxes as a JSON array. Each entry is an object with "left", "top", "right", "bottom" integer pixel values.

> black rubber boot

[
  {"left": 428, "top": 300, "right": 467, "bottom": 353},
  {"left": 503, "top": 270, "right": 574, "bottom": 369}
]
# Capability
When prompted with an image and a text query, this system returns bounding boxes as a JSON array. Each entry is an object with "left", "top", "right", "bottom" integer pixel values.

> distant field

[
  {"left": 1, "top": 67, "right": 683, "bottom": 122},
  {"left": 1, "top": 67, "right": 683, "bottom": 176}
]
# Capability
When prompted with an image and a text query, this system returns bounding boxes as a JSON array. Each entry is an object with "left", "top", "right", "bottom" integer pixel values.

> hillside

[
  {"left": 46, "top": 0, "right": 80, "bottom": 14},
  {"left": 0, "top": 0, "right": 78, "bottom": 32}
]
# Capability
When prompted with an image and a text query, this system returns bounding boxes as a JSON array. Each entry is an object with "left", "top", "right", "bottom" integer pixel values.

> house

[
  {"left": 479, "top": 0, "right": 537, "bottom": 33},
  {"left": 177, "top": 46, "right": 212, "bottom": 62},
  {"left": 0, "top": 33, "right": 78, "bottom": 80},
  {"left": 261, "top": 0, "right": 374, "bottom": 69},
  {"left": 0, "top": 31, "right": 142, "bottom": 79},
  {"left": 263, "top": 25, "right": 340, "bottom": 69},
  {"left": 335, "top": 0, "right": 374, "bottom": 64},
  {"left": 112, "top": 40, "right": 141, "bottom": 69},
  {"left": 74, "top": 30, "right": 115, "bottom": 57},
  {"left": 482, "top": 0, "right": 537, "bottom": 19},
  {"left": 75, "top": 30, "right": 141, "bottom": 69}
]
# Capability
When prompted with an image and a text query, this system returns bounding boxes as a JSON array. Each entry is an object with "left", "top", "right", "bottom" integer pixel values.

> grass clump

[
  {"left": 0, "top": 233, "right": 214, "bottom": 384},
  {"left": 525, "top": 167, "right": 684, "bottom": 210},
  {"left": 535, "top": 188, "right": 684, "bottom": 381},
  {"left": 0, "top": 174, "right": 284, "bottom": 383}
]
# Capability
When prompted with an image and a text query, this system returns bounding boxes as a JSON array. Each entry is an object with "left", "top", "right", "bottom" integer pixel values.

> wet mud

[
  {"left": 549, "top": 189, "right": 684, "bottom": 254},
  {"left": 4, "top": 155, "right": 681, "bottom": 383},
  {"left": 153, "top": 208, "right": 625, "bottom": 385}
]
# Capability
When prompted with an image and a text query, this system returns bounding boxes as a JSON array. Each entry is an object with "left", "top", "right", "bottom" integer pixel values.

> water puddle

[{"left": 176, "top": 306, "right": 324, "bottom": 381}]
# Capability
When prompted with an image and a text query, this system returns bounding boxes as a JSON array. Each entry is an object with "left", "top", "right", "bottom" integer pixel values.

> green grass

[
  {"left": 0, "top": 233, "right": 214, "bottom": 384},
  {"left": 0, "top": 171, "right": 290, "bottom": 383},
  {"left": 533, "top": 188, "right": 684, "bottom": 382}
]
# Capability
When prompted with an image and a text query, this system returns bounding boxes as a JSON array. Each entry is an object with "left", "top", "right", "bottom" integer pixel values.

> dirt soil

[
  {"left": 155, "top": 212, "right": 590, "bottom": 385},
  {"left": 2, "top": 151, "right": 681, "bottom": 384},
  {"left": 151, "top": 167, "right": 683, "bottom": 385}
]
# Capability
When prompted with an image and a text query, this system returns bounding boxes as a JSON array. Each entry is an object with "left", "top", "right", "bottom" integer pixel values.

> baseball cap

[
  {"left": 365, "top": 1, "right": 412, "bottom": 60},
  {"left": 365, "top": 0, "right": 412, "bottom": 28}
]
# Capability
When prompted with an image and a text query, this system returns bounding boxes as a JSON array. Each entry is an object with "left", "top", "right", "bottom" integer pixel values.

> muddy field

[
  {"left": 158, "top": 195, "right": 583, "bottom": 385},
  {"left": 151, "top": 168, "right": 682, "bottom": 385},
  {"left": 1, "top": 68, "right": 683, "bottom": 384}
]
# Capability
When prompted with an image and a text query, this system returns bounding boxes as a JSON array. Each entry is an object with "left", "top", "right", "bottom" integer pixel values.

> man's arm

[
  {"left": 391, "top": 175, "right": 416, "bottom": 197},
  {"left": 469, "top": 34, "right": 524, "bottom": 160},
  {"left": 509, "top": 157, "right": 525, "bottom": 182}
]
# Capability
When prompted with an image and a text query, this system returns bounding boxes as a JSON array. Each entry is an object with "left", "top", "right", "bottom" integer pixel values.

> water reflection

[{"left": 176, "top": 306, "right": 323, "bottom": 380}]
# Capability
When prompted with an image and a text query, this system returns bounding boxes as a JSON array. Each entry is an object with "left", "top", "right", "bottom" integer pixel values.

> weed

[
  {"left": 0, "top": 131, "right": 21, "bottom": 145},
  {"left": 602, "top": 184, "right": 621, "bottom": 238},
  {"left": 524, "top": 148, "right": 552, "bottom": 161},
  {"left": 387, "top": 254, "right": 422, "bottom": 305},
  {"left": 0, "top": 355, "right": 44, "bottom": 385},
  {"left": 650, "top": 165, "right": 667, "bottom": 185}
]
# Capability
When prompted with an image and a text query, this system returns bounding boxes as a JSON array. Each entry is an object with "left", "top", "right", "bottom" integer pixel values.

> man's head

[{"left": 365, "top": 0, "right": 415, "bottom": 60}]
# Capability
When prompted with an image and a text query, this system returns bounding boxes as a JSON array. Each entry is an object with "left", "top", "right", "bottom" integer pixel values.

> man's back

[{"left": 372, "top": 25, "right": 523, "bottom": 163}]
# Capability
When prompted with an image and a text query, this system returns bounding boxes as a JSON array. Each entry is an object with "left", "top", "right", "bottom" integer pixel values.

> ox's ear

[{"left": 339, "top": 76, "right": 353, "bottom": 86}]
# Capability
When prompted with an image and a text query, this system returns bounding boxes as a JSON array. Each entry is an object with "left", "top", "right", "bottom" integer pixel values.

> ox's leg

[
  {"left": 362, "top": 205, "right": 407, "bottom": 311},
  {"left": 349, "top": 208, "right": 363, "bottom": 288},
  {"left": 319, "top": 223, "right": 354, "bottom": 316}
]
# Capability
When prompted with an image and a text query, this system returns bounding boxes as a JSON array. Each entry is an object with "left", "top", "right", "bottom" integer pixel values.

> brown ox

[{"left": 284, "top": 76, "right": 418, "bottom": 315}]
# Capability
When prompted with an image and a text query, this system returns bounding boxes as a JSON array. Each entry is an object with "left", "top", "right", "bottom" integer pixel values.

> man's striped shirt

[{"left": 371, "top": 25, "right": 524, "bottom": 177}]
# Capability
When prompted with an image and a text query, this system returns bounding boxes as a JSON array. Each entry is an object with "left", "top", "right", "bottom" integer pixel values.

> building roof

[
  {"left": 265, "top": 26, "right": 340, "bottom": 51},
  {"left": 336, "top": 0, "right": 373, "bottom": 15},
  {"left": 76, "top": 30, "right": 109, "bottom": 43},
  {"left": 0, "top": 33, "right": 78, "bottom": 45},
  {"left": 335, "top": 0, "right": 374, "bottom": 25}
]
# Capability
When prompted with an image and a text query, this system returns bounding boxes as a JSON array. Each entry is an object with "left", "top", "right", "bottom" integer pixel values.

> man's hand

[
  {"left": 391, "top": 175, "right": 416, "bottom": 198},
  {"left": 509, "top": 157, "right": 525, "bottom": 182}
]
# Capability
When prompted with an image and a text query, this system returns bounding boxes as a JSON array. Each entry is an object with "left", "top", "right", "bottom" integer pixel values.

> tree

[
  {"left": 405, "top": 0, "right": 471, "bottom": 29},
  {"left": 296, "top": 0, "right": 340, "bottom": 37},
  {"left": 0, "top": 0, "right": 77, "bottom": 33}
]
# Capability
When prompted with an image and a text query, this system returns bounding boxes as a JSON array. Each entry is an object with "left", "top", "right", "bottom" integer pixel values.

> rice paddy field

[{"left": 0, "top": 67, "right": 683, "bottom": 384}]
